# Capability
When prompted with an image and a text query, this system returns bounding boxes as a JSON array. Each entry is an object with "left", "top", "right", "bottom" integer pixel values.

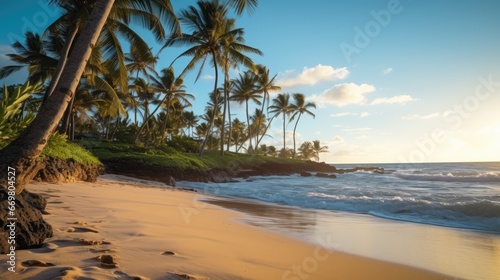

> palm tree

[
  {"left": 312, "top": 140, "right": 329, "bottom": 162},
  {"left": 289, "top": 93, "right": 316, "bottom": 158},
  {"left": 164, "top": 0, "right": 230, "bottom": 155},
  {"left": 254, "top": 65, "right": 280, "bottom": 147},
  {"left": 0, "top": 0, "right": 115, "bottom": 194},
  {"left": 0, "top": 32, "right": 59, "bottom": 83},
  {"left": 298, "top": 141, "right": 315, "bottom": 160},
  {"left": 182, "top": 111, "right": 199, "bottom": 137},
  {"left": 149, "top": 67, "right": 193, "bottom": 144},
  {"left": 267, "top": 145, "right": 277, "bottom": 157},
  {"left": 231, "top": 70, "right": 261, "bottom": 152},
  {"left": 218, "top": 18, "right": 262, "bottom": 154},
  {"left": 268, "top": 93, "right": 291, "bottom": 154},
  {"left": 230, "top": 118, "right": 246, "bottom": 152},
  {"left": 125, "top": 45, "right": 158, "bottom": 79},
  {"left": 0, "top": 0, "right": 259, "bottom": 192},
  {"left": 46, "top": 0, "right": 179, "bottom": 97}
]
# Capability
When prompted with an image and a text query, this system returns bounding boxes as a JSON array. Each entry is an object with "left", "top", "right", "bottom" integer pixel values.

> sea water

[
  {"left": 180, "top": 162, "right": 500, "bottom": 233},
  {"left": 179, "top": 162, "right": 500, "bottom": 279}
]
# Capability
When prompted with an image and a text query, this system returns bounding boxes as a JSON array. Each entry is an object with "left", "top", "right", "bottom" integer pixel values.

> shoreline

[
  {"left": 203, "top": 196, "right": 500, "bottom": 280},
  {"left": 0, "top": 175, "right": 451, "bottom": 280}
]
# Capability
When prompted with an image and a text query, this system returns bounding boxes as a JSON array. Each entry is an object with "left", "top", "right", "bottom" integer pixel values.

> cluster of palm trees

[{"left": 0, "top": 0, "right": 325, "bottom": 162}]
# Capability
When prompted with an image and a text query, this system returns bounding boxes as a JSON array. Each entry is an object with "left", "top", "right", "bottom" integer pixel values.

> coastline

[{"left": 0, "top": 175, "right": 450, "bottom": 280}]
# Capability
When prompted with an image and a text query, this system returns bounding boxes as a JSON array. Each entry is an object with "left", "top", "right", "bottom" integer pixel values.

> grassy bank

[
  {"left": 80, "top": 140, "right": 307, "bottom": 171},
  {"left": 0, "top": 135, "right": 101, "bottom": 166}
]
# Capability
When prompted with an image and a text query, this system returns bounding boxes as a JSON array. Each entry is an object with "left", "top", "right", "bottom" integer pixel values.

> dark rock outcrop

[
  {"left": 34, "top": 158, "right": 103, "bottom": 183},
  {"left": 103, "top": 160, "right": 236, "bottom": 185},
  {"left": 0, "top": 189, "right": 53, "bottom": 254},
  {"left": 1, "top": 157, "right": 102, "bottom": 254},
  {"left": 236, "top": 161, "right": 337, "bottom": 178},
  {"left": 316, "top": 173, "right": 337, "bottom": 179}
]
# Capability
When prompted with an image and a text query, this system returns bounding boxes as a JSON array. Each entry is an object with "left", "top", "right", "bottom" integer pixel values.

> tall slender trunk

[
  {"left": 255, "top": 90, "right": 267, "bottom": 151},
  {"left": 59, "top": 93, "right": 75, "bottom": 134},
  {"left": 245, "top": 100, "right": 252, "bottom": 153},
  {"left": 292, "top": 114, "right": 301, "bottom": 159},
  {"left": 110, "top": 117, "right": 120, "bottom": 141},
  {"left": 199, "top": 52, "right": 218, "bottom": 156},
  {"left": 281, "top": 114, "right": 287, "bottom": 157},
  {"left": 256, "top": 115, "right": 275, "bottom": 148},
  {"left": 220, "top": 61, "right": 229, "bottom": 155},
  {"left": 42, "top": 25, "right": 79, "bottom": 105},
  {"left": 134, "top": 94, "right": 169, "bottom": 143},
  {"left": 0, "top": 0, "right": 115, "bottom": 194}
]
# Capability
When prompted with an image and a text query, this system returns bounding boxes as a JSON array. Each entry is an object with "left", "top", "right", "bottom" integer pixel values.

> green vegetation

[
  {"left": 42, "top": 134, "right": 101, "bottom": 165},
  {"left": 0, "top": 0, "right": 330, "bottom": 193},
  {"left": 81, "top": 140, "right": 306, "bottom": 171}
]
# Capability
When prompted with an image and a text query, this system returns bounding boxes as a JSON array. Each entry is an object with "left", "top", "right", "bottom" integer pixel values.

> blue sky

[{"left": 1, "top": 0, "right": 499, "bottom": 163}]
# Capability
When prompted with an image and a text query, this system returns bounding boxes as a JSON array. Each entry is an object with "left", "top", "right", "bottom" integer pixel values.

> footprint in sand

[
  {"left": 21, "top": 260, "right": 55, "bottom": 267},
  {"left": 79, "top": 239, "right": 111, "bottom": 246},
  {"left": 114, "top": 271, "right": 150, "bottom": 280},
  {"left": 89, "top": 248, "right": 118, "bottom": 254},
  {"left": 167, "top": 272, "right": 206, "bottom": 280},
  {"left": 96, "top": 254, "right": 118, "bottom": 269},
  {"left": 48, "top": 200, "right": 64, "bottom": 204},
  {"left": 66, "top": 227, "right": 99, "bottom": 233},
  {"left": 28, "top": 242, "right": 59, "bottom": 253}
]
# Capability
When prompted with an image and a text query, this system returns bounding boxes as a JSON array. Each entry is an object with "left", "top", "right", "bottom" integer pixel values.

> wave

[{"left": 395, "top": 171, "right": 500, "bottom": 183}]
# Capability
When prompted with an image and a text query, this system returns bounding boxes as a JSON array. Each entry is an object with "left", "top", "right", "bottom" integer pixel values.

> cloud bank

[
  {"left": 278, "top": 64, "right": 349, "bottom": 88},
  {"left": 311, "top": 83, "right": 376, "bottom": 106}
]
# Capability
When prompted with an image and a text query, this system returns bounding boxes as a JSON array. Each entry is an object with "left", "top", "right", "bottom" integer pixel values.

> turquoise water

[{"left": 181, "top": 162, "right": 500, "bottom": 233}]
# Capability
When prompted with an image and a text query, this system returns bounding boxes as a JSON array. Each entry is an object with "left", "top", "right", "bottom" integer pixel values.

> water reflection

[{"left": 204, "top": 197, "right": 500, "bottom": 280}]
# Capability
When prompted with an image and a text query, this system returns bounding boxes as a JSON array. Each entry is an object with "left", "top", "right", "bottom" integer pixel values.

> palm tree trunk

[
  {"left": 59, "top": 93, "right": 75, "bottom": 135},
  {"left": 134, "top": 94, "right": 169, "bottom": 143},
  {"left": 282, "top": 115, "right": 286, "bottom": 154},
  {"left": 220, "top": 63, "right": 229, "bottom": 155},
  {"left": 292, "top": 114, "right": 301, "bottom": 159},
  {"left": 245, "top": 99, "right": 252, "bottom": 153},
  {"left": 199, "top": 51, "right": 219, "bottom": 156},
  {"left": 42, "top": 25, "right": 79, "bottom": 105},
  {"left": 256, "top": 115, "right": 275, "bottom": 148},
  {"left": 110, "top": 117, "right": 120, "bottom": 141},
  {"left": 255, "top": 90, "right": 267, "bottom": 151},
  {"left": 0, "top": 0, "right": 115, "bottom": 194}
]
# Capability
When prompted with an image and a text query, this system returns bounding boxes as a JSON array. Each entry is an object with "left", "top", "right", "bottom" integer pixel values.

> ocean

[
  {"left": 178, "top": 161, "right": 500, "bottom": 279},
  {"left": 180, "top": 162, "right": 500, "bottom": 233}
]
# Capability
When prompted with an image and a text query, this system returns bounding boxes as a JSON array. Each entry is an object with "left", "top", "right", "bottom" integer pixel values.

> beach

[{"left": 0, "top": 175, "right": 450, "bottom": 280}]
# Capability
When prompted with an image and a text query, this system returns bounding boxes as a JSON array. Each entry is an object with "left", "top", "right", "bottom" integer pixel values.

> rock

[
  {"left": 315, "top": 173, "right": 336, "bottom": 179},
  {"left": 34, "top": 158, "right": 103, "bottom": 183},
  {"left": 0, "top": 189, "right": 53, "bottom": 254},
  {"left": 300, "top": 172, "right": 312, "bottom": 177}
]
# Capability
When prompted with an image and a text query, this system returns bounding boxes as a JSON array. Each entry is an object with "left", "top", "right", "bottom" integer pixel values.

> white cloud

[
  {"left": 371, "top": 95, "right": 415, "bottom": 105},
  {"left": 383, "top": 67, "right": 393, "bottom": 75},
  {"left": 201, "top": 74, "right": 215, "bottom": 81},
  {"left": 332, "top": 135, "right": 344, "bottom": 144},
  {"left": 331, "top": 111, "right": 371, "bottom": 118},
  {"left": 311, "top": 83, "right": 376, "bottom": 107},
  {"left": 344, "top": 127, "right": 373, "bottom": 132},
  {"left": 278, "top": 64, "right": 349, "bottom": 88},
  {"left": 330, "top": 112, "right": 355, "bottom": 117},
  {"left": 402, "top": 112, "right": 441, "bottom": 120}
]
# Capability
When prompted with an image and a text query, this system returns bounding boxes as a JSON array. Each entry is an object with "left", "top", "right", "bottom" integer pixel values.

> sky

[{"left": 1, "top": 0, "right": 499, "bottom": 164}]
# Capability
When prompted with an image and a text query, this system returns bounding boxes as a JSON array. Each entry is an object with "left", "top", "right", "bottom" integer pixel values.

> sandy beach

[{"left": 1, "top": 175, "right": 451, "bottom": 280}]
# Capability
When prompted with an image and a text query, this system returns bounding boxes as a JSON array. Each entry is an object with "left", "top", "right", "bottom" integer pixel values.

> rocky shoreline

[{"left": 103, "top": 159, "right": 384, "bottom": 186}]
